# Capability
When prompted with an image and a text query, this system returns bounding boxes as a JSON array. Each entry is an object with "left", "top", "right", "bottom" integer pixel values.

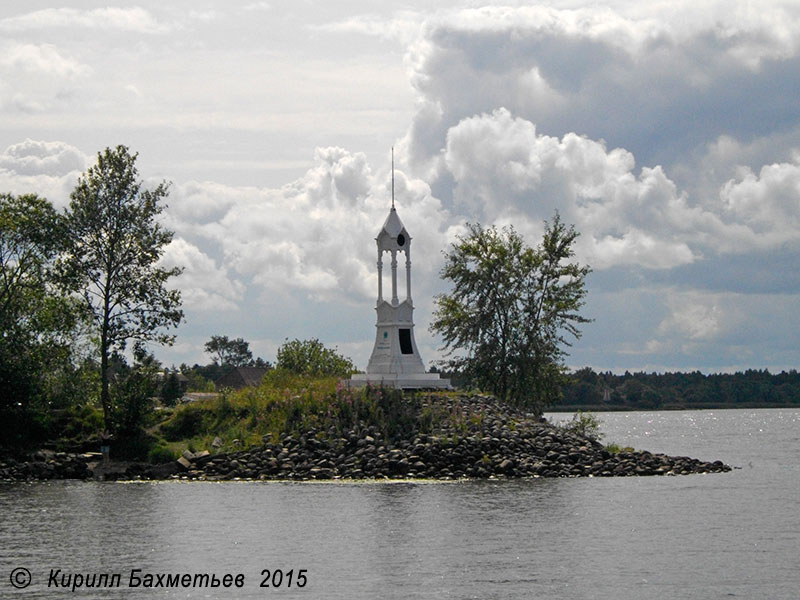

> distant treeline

[{"left": 553, "top": 368, "right": 800, "bottom": 410}]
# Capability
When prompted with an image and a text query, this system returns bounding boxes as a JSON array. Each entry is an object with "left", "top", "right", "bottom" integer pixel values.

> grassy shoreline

[{"left": 2, "top": 373, "right": 733, "bottom": 481}]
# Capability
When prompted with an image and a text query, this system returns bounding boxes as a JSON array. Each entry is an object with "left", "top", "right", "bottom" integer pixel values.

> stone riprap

[
  {"left": 132, "top": 394, "right": 732, "bottom": 481},
  {"left": 0, "top": 451, "right": 92, "bottom": 481},
  {"left": 2, "top": 395, "right": 732, "bottom": 482}
]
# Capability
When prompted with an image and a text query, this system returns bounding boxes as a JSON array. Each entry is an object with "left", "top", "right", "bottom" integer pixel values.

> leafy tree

[
  {"left": 1, "top": 193, "right": 69, "bottom": 362},
  {"left": 430, "top": 213, "right": 590, "bottom": 414},
  {"left": 182, "top": 363, "right": 224, "bottom": 388},
  {"left": 204, "top": 335, "right": 254, "bottom": 367},
  {"left": 112, "top": 344, "right": 160, "bottom": 436},
  {"left": 276, "top": 338, "right": 357, "bottom": 377},
  {"left": 1, "top": 193, "right": 62, "bottom": 324},
  {"left": 160, "top": 371, "right": 184, "bottom": 407},
  {"left": 253, "top": 356, "right": 271, "bottom": 369},
  {"left": 1, "top": 193, "right": 87, "bottom": 451},
  {"left": 60, "top": 146, "right": 183, "bottom": 432}
]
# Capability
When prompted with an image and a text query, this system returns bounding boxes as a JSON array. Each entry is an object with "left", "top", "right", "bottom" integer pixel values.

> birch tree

[{"left": 61, "top": 146, "right": 183, "bottom": 431}]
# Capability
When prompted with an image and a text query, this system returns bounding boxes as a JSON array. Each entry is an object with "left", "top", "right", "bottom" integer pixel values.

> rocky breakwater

[
  {"left": 0, "top": 451, "right": 93, "bottom": 481},
  {"left": 135, "top": 394, "right": 732, "bottom": 481}
]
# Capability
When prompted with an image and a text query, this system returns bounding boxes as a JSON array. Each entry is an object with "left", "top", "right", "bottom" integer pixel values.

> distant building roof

[{"left": 215, "top": 366, "right": 270, "bottom": 391}]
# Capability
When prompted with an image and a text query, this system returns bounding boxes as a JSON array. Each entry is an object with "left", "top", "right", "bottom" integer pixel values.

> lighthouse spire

[{"left": 391, "top": 146, "right": 395, "bottom": 209}]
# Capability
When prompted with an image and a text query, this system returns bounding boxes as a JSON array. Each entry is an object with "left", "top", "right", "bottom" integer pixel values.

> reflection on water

[{"left": 2, "top": 409, "right": 799, "bottom": 599}]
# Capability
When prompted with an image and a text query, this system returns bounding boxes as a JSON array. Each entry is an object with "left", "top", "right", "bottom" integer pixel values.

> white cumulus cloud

[
  {"left": 443, "top": 109, "right": 710, "bottom": 269},
  {"left": 0, "top": 139, "right": 86, "bottom": 176},
  {"left": 720, "top": 159, "right": 800, "bottom": 247},
  {"left": 159, "top": 238, "right": 245, "bottom": 312},
  {"left": 0, "top": 139, "right": 86, "bottom": 208}
]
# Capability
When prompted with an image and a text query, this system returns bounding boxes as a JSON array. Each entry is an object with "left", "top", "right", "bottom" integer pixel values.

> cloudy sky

[{"left": 2, "top": 0, "right": 800, "bottom": 373}]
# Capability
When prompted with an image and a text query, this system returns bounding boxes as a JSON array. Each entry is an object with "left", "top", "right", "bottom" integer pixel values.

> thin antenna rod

[{"left": 391, "top": 147, "right": 395, "bottom": 209}]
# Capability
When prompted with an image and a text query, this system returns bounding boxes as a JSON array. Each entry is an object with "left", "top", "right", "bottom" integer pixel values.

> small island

[{"left": 0, "top": 374, "right": 730, "bottom": 482}]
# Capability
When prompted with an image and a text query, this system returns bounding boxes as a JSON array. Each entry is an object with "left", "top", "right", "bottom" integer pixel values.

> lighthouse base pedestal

[{"left": 347, "top": 372, "right": 450, "bottom": 390}]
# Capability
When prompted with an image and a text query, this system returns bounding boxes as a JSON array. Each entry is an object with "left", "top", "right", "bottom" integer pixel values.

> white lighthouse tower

[{"left": 349, "top": 161, "right": 449, "bottom": 389}]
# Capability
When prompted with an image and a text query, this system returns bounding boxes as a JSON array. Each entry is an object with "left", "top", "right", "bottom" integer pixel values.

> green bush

[
  {"left": 213, "top": 392, "right": 236, "bottom": 422},
  {"left": 559, "top": 410, "right": 603, "bottom": 441},
  {"left": 161, "top": 404, "right": 206, "bottom": 441},
  {"left": 148, "top": 445, "right": 178, "bottom": 464},
  {"left": 49, "top": 404, "right": 104, "bottom": 442},
  {"left": 112, "top": 369, "right": 158, "bottom": 436},
  {"left": 276, "top": 338, "right": 357, "bottom": 377}
]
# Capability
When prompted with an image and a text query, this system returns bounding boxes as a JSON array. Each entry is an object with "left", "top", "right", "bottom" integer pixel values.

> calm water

[{"left": 1, "top": 409, "right": 798, "bottom": 599}]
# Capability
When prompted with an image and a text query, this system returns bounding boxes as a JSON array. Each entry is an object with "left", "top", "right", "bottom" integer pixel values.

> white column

[
  {"left": 391, "top": 250, "right": 398, "bottom": 305},
  {"left": 377, "top": 248, "right": 383, "bottom": 302},
  {"left": 405, "top": 249, "right": 412, "bottom": 302}
]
